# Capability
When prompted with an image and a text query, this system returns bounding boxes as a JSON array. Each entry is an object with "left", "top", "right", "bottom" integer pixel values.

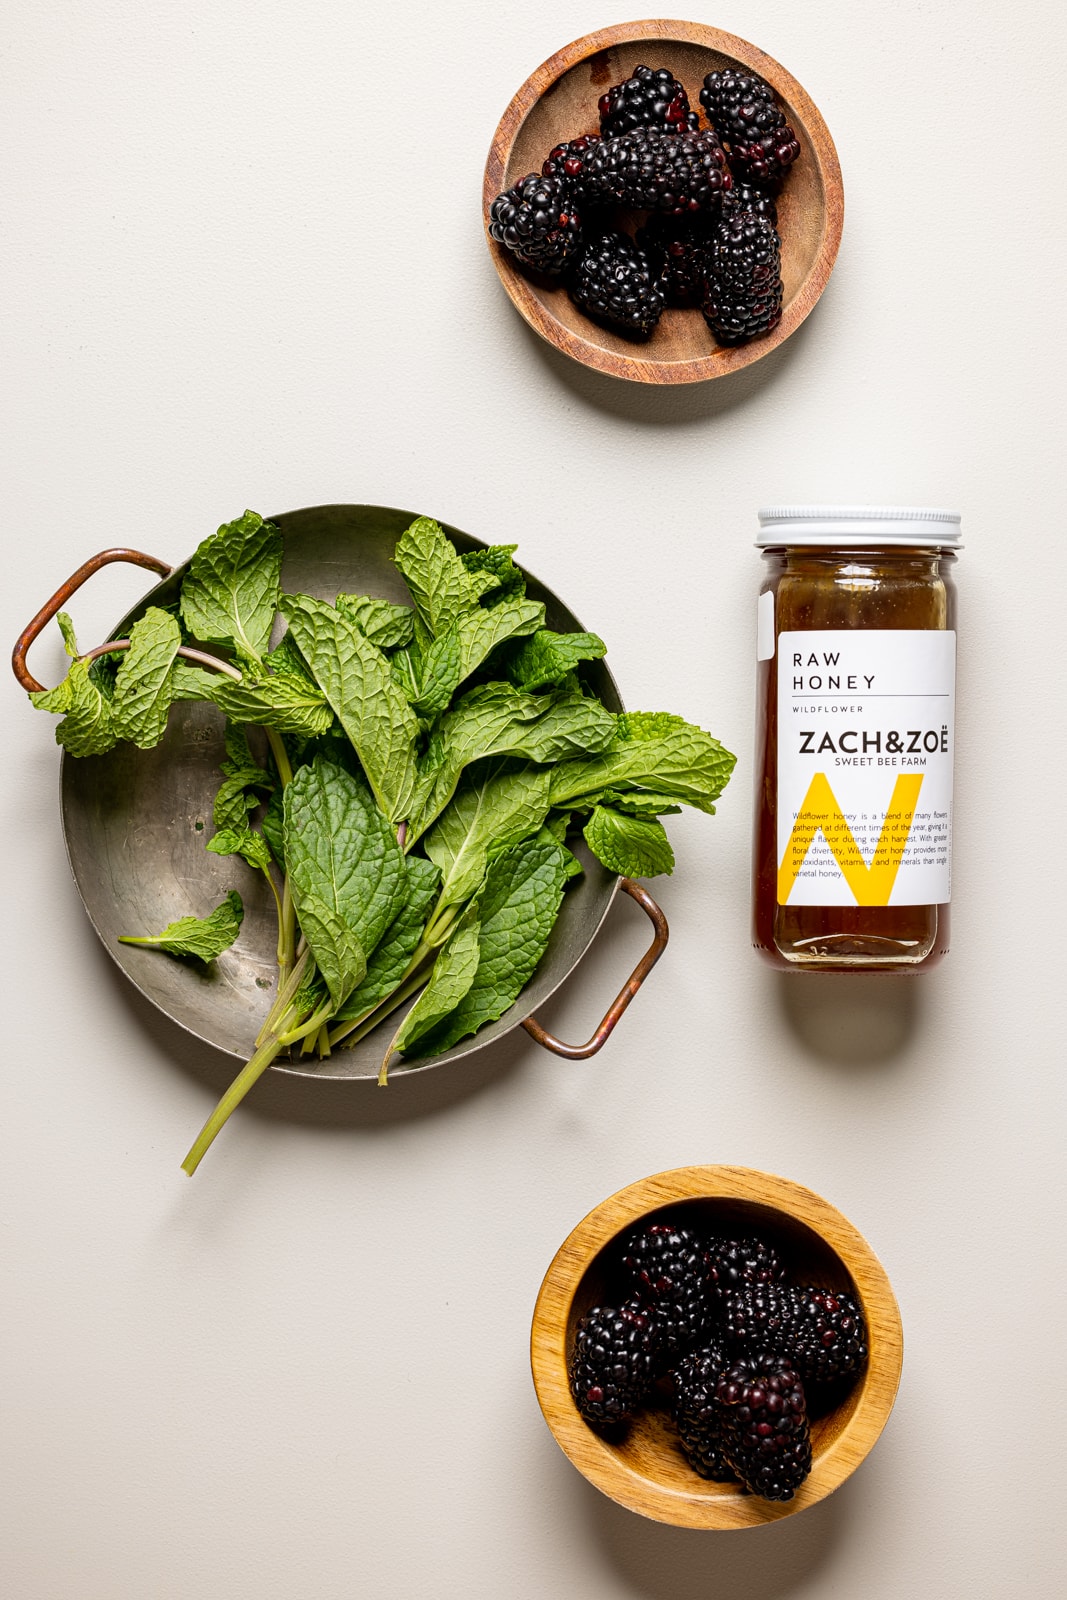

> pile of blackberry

[
  {"left": 488, "top": 63, "right": 800, "bottom": 345},
  {"left": 567, "top": 1218, "right": 867, "bottom": 1502}
]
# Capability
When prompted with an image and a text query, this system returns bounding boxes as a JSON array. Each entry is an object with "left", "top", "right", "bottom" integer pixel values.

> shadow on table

[
  {"left": 93, "top": 886, "right": 651, "bottom": 1133},
  {"left": 518, "top": 294, "right": 822, "bottom": 428},
  {"left": 105, "top": 958, "right": 539, "bottom": 1132},
  {"left": 579, "top": 1470, "right": 845, "bottom": 1599},
  {"left": 773, "top": 971, "right": 926, "bottom": 1068}
]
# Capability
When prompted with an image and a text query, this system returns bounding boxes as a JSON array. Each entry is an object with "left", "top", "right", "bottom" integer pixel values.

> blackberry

[
  {"left": 699, "top": 69, "right": 801, "bottom": 188},
  {"left": 670, "top": 1341, "right": 736, "bottom": 1481},
  {"left": 722, "top": 1281, "right": 798, "bottom": 1351},
  {"left": 541, "top": 135, "right": 600, "bottom": 195},
  {"left": 569, "top": 1301, "right": 661, "bottom": 1426},
  {"left": 620, "top": 1221, "right": 716, "bottom": 1357},
  {"left": 581, "top": 127, "right": 731, "bottom": 216},
  {"left": 488, "top": 173, "right": 583, "bottom": 275},
  {"left": 568, "top": 232, "right": 665, "bottom": 339},
  {"left": 703, "top": 210, "right": 783, "bottom": 345},
  {"left": 723, "top": 1283, "right": 869, "bottom": 1387},
  {"left": 718, "top": 1352, "right": 813, "bottom": 1501},
  {"left": 721, "top": 182, "right": 779, "bottom": 227},
  {"left": 789, "top": 1287, "right": 868, "bottom": 1384},
  {"left": 598, "top": 65, "right": 700, "bottom": 138},
  {"left": 621, "top": 1222, "right": 710, "bottom": 1301},
  {"left": 707, "top": 1235, "right": 786, "bottom": 1301},
  {"left": 635, "top": 215, "right": 713, "bottom": 306}
]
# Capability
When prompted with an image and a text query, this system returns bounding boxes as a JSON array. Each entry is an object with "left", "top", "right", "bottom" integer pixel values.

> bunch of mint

[{"left": 30, "top": 512, "right": 735, "bottom": 1172}]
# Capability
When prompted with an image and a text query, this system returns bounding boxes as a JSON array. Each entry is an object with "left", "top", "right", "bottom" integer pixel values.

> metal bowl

[{"left": 16, "top": 505, "right": 667, "bottom": 1080}]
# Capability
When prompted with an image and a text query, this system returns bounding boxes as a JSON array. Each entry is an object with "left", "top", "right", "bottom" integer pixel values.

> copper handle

[
  {"left": 12, "top": 548, "right": 173, "bottom": 692},
  {"left": 522, "top": 878, "right": 669, "bottom": 1060}
]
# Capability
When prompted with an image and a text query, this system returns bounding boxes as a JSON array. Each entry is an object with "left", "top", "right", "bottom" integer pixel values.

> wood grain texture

[
  {"left": 530, "top": 1166, "right": 903, "bottom": 1528},
  {"left": 483, "top": 20, "right": 844, "bottom": 386}
]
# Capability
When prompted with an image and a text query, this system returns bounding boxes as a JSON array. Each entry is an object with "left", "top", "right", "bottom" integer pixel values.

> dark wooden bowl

[
  {"left": 531, "top": 1167, "right": 903, "bottom": 1527},
  {"left": 483, "top": 21, "right": 844, "bottom": 385}
]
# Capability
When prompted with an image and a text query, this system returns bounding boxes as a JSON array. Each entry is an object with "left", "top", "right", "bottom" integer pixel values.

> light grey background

[{"left": 3, "top": 3, "right": 1064, "bottom": 1596}]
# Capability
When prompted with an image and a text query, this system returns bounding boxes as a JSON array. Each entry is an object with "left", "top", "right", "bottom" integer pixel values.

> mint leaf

[
  {"left": 266, "top": 631, "right": 316, "bottom": 683},
  {"left": 423, "top": 760, "right": 552, "bottom": 912},
  {"left": 507, "top": 628, "right": 606, "bottom": 691},
  {"left": 221, "top": 724, "right": 256, "bottom": 772},
  {"left": 408, "top": 683, "right": 617, "bottom": 840},
  {"left": 292, "top": 891, "right": 366, "bottom": 1007},
  {"left": 206, "top": 824, "right": 273, "bottom": 872},
  {"left": 118, "top": 890, "right": 243, "bottom": 961},
  {"left": 455, "top": 596, "right": 544, "bottom": 682},
  {"left": 281, "top": 594, "right": 420, "bottom": 823},
  {"left": 31, "top": 658, "right": 117, "bottom": 756},
  {"left": 410, "top": 626, "right": 462, "bottom": 715},
  {"left": 208, "top": 670, "right": 333, "bottom": 737},
  {"left": 212, "top": 774, "right": 260, "bottom": 830},
  {"left": 170, "top": 661, "right": 218, "bottom": 701},
  {"left": 109, "top": 607, "right": 182, "bottom": 749},
  {"left": 550, "top": 716, "right": 736, "bottom": 815},
  {"left": 262, "top": 788, "right": 285, "bottom": 867},
  {"left": 57, "top": 611, "right": 79, "bottom": 657},
  {"left": 617, "top": 711, "right": 689, "bottom": 741},
  {"left": 543, "top": 808, "right": 571, "bottom": 842},
  {"left": 203, "top": 728, "right": 275, "bottom": 872},
  {"left": 333, "top": 855, "right": 440, "bottom": 1022},
  {"left": 389, "top": 640, "right": 422, "bottom": 703},
  {"left": 460, "top": 544, "right": 525, "bottom": 607},
  {"left": 394, "top": 597, "right": 543, "bottom": 713},
  {"left": 180, "top": 510, "right": 282, "bottom": 661},
  {"left": 336, "top": 594, "right": 414, "bottom": 650},
  {"left": 407, "top": 833, "right": 571, "bottom": 1056},
  {"left": 583, "top": 806, "right": 675, "bottom": 877},
  {"left": 393, "top": 517, "right": 496, "bottom": 637},
  {"left": 211, "top": 728, "right": 273, "bottom": 827},
  {"left": 593, "top": 789, "right": 683, "bottom": 817},
  {"left": 393, "top": 910, "right": 482, "bottom": 1054},
  {"left": 283, "top": 757, "right": 407, "bottom": 1004}
]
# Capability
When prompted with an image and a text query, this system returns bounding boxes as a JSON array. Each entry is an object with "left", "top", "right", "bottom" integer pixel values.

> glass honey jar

[{"left": 752, "top": 506, "right": 961, "bottom": 972}]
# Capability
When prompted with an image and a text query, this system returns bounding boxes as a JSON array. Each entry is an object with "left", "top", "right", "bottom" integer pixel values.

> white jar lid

[{"left": 757, "top": 504, "right": 962, "bottom": 547}]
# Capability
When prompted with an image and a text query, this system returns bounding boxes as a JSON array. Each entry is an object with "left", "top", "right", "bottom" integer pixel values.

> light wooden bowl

[
  {"left": 483, "top": 21, "right": 843, "bottom": 385},
  {"left": 531, "top": 1166, "right": 902, "bottom": 1528}
]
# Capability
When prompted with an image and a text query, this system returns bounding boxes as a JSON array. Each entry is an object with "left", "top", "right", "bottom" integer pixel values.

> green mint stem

[
  {"left": 183, "top": 962, "right": 326, "bottom": 1175},
  {"left": 279, "top": 874, "right": 295, "bottom": 970},
  {"left": 260, "top": 864, "right": 285, "bottom": 965},
  {"left": 329, "top": 958, "right": 435, "bottom": 1054},
  {"left": 277, "top": 1001, "right": 333, "bottom": 1048},
  {"left": 378, "top": 1016, "right": 408, "bottom": 1088},
  {"left": 181, "top": 1029, "right": 287, "bottom": 1176},
  {"left": 255, "top": 945, "right": 311, "bottom": 1048},
  {"left": 265, "top": 727, "right": 293, "bottom": 787},
  {"left": 261, "top": 732, "right": 296, "bottom": 978},
  {"left": 420, "top": 900, "right": 461, "bottom": 950}
]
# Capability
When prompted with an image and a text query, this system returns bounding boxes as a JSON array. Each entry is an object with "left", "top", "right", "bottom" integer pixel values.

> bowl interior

[
  {"left": 59, "top": 504, "right": 621, "bottom": 1078},
  {"left": 490, "top": 29, "right": 837, "bottom": 376},
  {"left": 568, "top": 1196, "right": 864, "bottom": 1500}
]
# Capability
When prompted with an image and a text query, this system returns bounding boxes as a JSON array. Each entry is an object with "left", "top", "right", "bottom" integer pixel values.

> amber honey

[{"left": 752, "top": 508, "right": 960, "bottom": 973}]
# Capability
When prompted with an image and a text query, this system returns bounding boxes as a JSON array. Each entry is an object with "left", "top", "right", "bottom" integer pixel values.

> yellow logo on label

[{"left": 778, "top": 772, "right": 925, "bottom": 906}]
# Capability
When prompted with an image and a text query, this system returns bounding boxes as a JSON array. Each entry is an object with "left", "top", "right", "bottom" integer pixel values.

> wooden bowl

[
  {"left": 483, "top": 21, "right": 844, "bottom": 385},
  {"left": 530, "top": 1166, "right": 903, "bottom": 1527}
]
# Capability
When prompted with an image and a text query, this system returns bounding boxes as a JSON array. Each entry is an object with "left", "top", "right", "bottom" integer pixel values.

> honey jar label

[{"left": 776, "top": 630, "right": 955, "bottom": 907}]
